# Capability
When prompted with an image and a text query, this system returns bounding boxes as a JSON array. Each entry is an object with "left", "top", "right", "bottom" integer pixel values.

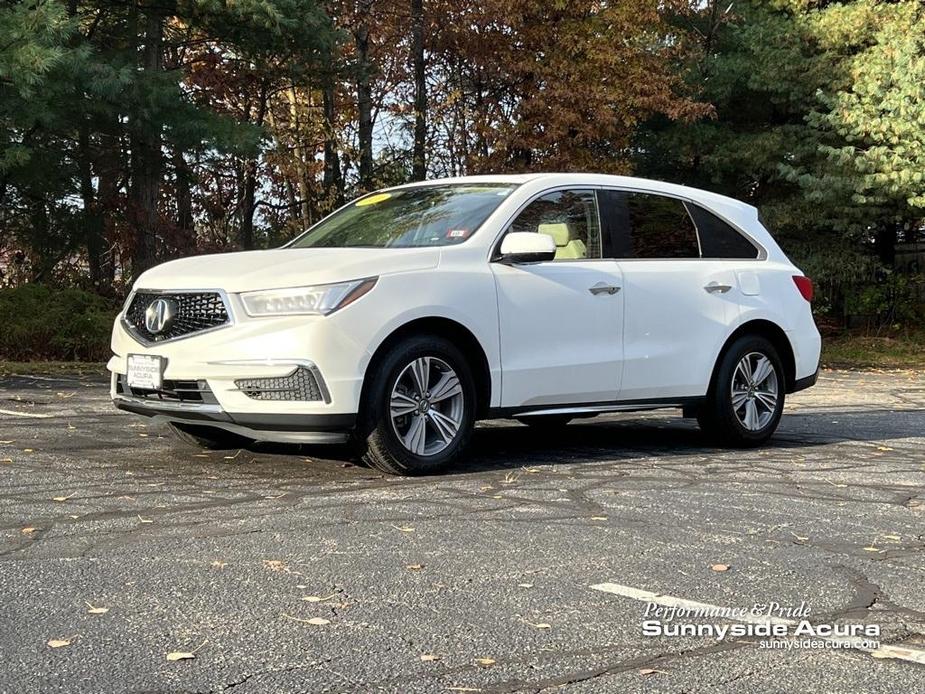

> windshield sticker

[
  {"left": 356, "top": 192, "right": 393, "bottom": 207},
  {"left": 446, "top": 229, "right": 470, "bottom": 239}
]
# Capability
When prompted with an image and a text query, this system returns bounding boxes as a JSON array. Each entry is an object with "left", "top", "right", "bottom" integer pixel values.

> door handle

[
  {"left": 589, "top": 283, "right": 620, "bottom": 296},
  {"left": 704, "top": 282, "right": 732, "bottom": 294}
]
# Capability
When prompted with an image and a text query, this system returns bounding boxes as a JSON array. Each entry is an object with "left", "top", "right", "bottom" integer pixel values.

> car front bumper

[{"left": 112, "top": 390, "right": 355, "bottom": 444}]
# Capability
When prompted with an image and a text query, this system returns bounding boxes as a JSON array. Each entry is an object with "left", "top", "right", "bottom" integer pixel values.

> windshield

[{"left": 289, "top": 184, "right": 517, "bottom": 249}]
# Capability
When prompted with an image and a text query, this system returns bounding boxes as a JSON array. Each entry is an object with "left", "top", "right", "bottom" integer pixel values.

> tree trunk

[
  {"left": 130, "top": 8, "right": 164, "bottom": 276},
  {"left": 411, "top": 0, "right": 426, "bottom": 180},
  {"left": 173, "top": 147, "right": 195, "bottom": 255},
  {"left": 77, "top": 122, "right": 106, "bottom": 290},
  {"left": 355, "top": 0, "right": 374, "bottom": 190},
  {"left": 240, "top": 80, "right": 269, "bottom": 250},
  {"left": 322, "top": 78, "right": 344, "bottom": 208}
]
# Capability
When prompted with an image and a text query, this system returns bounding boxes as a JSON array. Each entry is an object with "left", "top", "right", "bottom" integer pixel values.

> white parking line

[
  {"left": 591, "top": 582, "right": 925, "bottom": 666},
  {"left": 0, "top": 409, "right": 53, "bottom": 418}
]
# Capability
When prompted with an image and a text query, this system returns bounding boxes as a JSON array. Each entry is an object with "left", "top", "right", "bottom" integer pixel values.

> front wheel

[
  {"left": 698, "top": 335, "right": 785, "bottom": 447},
  {"left": 359, "top": 335, "right": 476, "bottom": 475}
]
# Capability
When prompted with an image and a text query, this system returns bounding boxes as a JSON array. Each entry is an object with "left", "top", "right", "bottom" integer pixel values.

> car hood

[{"left": 133, "top": 247, "right": 441, "bottom": 293}]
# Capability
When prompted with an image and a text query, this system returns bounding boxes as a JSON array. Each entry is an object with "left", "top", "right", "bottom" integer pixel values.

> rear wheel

[
  {"left": 698, "top": 335, "right": 785, "bottom": 446},
  {"left": 168, "top": 422, "right": 252, "bottom": 450},
  {"left": 359, "top": 335, "right": 476, "bottom": 475}
]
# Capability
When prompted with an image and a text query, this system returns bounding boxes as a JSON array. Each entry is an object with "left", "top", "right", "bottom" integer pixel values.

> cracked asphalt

[{"left": 1, "top": 369, "right": 924, "bottom": 693}]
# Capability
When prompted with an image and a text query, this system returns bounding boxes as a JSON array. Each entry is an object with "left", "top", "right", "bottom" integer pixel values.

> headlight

[{"left": 240, "top": 277, "right": 377, "bottom": 317}]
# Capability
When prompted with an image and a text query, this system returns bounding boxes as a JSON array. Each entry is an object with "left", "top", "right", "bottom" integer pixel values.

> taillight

[{"left": 792, "top": 275, "right": 813, "bottom": 302}]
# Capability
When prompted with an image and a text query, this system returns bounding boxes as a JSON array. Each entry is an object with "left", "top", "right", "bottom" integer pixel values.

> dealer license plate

[{"left": 127, "top": 354, "right": 165, "bottom": 390}]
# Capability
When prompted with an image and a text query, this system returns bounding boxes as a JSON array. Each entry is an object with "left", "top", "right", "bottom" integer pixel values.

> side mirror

[{"left": 497, "top": 232, "right": 556, "bottom": 263}]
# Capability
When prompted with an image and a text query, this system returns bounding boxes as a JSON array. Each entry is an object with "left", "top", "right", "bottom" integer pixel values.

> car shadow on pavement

[{"left": 248, "top": 406, "right": 924, "bottom": 476}]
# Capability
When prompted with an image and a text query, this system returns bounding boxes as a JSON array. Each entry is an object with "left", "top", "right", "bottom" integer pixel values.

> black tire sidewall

[
  {"left": 363, "top": 335, "right": 476, "bottom": 474},
  {"left": 708, "top": 335, "right": 785, "bottom": 445}
]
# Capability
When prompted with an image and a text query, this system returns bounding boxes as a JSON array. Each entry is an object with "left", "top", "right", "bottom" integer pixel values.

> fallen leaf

[
  {"left": 166, "top": 640, "right": 207, "bottom": 661},
  {"left": 710, "top": 564, "right": 730, "bottom": 572},
  {"left": 590, "top": 516, "right": 608, "bottom": 521},
  {"left": 877, "top": 446, "right": 894, "bottom": 451},
  {"left": 22, "top": 527, "right": 36, "bottom": 534},
  {"left": 47, "top": 638, "right": 72, "bottom": 648},
  {"left": 476, "top": 657, "right": 496, "bottom": 667},
  {"left": 86, "top": 602, "right": 108, "bottom": 615},
  {"left": 882, "top": 534, "right": 901, "bottom": 541},
  {"left": 527, "top": 622, "right": 551, "bottom": 629},
  {"left": 420, "top": 653, "right": 441, "bottom": 662},
  {"left": 52, "top": 493, "right": 76, "bottom": 502},
  {"left": 0, "top": 440, "right": 13, "bottom": 444},
  {"left": 23, "top": 448, "right": 34, "bottom": 453},
  {"left": 391, "top": 525, "right": 414, "bottom": 533},
  {"left": 863, "top": 546, "right": 881, "bottom": 552},
  {"left": 166, "top": 651, "right": 195, "bottom": 661},
  {"left": 406, "top": 564, "right": 424, "bottom": 571},
  {"left": 282, "top": 614, "right": 330, "bottom": 625},
  {"left": 517, "top": 583, "right": 533, "bottom": 588},
  {"left": 638, "top": 668, "right": 666, "bottom": 676},
  {"left": 210, "top": 561, "right": 227, "bottom": 570},
  {"left": 137, "top": 515, "right": 153, "bottom": 524},
  {"left": 1, "top": 458, "right": 12, "bottom": 464},
  {"left": 263, "top": 560, "right": 286, "bottom": 572}
]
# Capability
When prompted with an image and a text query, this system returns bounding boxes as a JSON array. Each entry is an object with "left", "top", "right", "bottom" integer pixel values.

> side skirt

[{"left": 486, "top": 396, "right": 706, "bottom": 420}]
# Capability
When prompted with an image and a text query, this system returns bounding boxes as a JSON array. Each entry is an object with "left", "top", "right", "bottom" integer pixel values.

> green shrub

[{"left": 0, "top": 284, "right": 116, "bottom": 361}]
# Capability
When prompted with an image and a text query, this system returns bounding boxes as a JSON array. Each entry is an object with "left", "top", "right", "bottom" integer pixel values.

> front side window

[
  {"left": 507, "top": 189, "right": 601, "bottom": 260},
  {"left": 290, "top": 184, "right": 517, "bottom": 249}
]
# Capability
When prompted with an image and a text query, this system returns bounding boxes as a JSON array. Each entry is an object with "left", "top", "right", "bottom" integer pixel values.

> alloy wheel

[
  {"left": 730, "top": 351, "right": 779, "bottom": 431},
  {"left": 389, "top": 356, "right": 465, "bottom": 456}
]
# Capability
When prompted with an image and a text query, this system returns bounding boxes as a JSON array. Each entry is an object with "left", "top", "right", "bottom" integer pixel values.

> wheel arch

[
  {"left": 360, "top": 317, "right": 493, "bottom": 418},
  {"left": 711, "top": 319, "right": 796, "bottom": 394}
]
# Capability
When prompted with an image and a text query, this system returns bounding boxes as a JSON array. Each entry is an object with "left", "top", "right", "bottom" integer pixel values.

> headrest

[{"left": 537, "top": 223, "right": 570, "bottom": 247}]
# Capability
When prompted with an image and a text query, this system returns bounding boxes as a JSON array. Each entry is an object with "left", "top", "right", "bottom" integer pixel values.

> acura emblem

[{"left": 144, "top": 298, "right": 178, "bottom": 335}]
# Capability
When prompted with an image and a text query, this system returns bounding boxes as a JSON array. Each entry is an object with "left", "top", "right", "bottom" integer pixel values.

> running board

[{"left": 489, "top": 396, "right": 704, "bottom": 420}]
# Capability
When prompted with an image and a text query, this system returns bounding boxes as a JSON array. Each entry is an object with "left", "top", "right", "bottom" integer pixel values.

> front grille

[
  {"left": 117, "top": 374, "right": 218, "bottom": 405},
  {"left": 125, "top": 291, "right": 230, "bottom": 343},
  {"left": 235, "top": 367, "right": 325, "bottom": 401}
]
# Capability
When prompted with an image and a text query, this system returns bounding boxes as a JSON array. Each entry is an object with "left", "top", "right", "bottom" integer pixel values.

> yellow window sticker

[{"left": 356, "top": 192, "right": 393, "bottom": 207}]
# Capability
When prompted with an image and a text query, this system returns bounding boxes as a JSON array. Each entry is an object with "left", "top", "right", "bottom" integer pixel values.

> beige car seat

[{"left": 537, "top": 223, "right": 587, "bottom": 260}]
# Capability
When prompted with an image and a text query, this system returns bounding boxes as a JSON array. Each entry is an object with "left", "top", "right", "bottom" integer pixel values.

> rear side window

[
  {"left": 602, "top": 191, "right": 699, "bottom": 259},
  {"left": 687, "top": 204, "right": 759, "bottom": 259}
]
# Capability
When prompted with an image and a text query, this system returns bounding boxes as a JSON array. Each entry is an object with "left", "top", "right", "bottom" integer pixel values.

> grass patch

[
  {"left": 0, "top": 361, "right": 108, "bottom": 377},
  {"left": 822, "top": 332, "right": 925, "bottom": 370}
]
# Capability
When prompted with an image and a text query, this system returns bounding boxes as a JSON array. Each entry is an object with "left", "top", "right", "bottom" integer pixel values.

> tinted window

[
  {"left": 602, "top": 191, "right": 699, "bottom": 259},
  {"left": 508, "top": 189, "right": 601, "bottom": 260},
  {"left": 688, "top": 204, "right": 759, "bottom": 259}
]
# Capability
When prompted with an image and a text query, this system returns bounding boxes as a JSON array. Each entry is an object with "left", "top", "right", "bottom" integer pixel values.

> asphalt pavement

[{"left": 1, "top": 369, "right": 923, "bottom": 693}]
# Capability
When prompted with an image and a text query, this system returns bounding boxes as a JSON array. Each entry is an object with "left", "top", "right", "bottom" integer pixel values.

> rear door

[
  {"left": 491, "top": 189, "right": 624, "bottom": 407},
  {"left": 599, "top": 190, "right": 743, "bottom": 400}
]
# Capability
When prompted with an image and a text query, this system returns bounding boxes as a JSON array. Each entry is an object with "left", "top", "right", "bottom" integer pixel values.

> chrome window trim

[
  {"left": 121, "top": 288, "right": 235, "bottom": 347},
  {"left": 489, "top": 184, "right": 768, "bottom": 262}
]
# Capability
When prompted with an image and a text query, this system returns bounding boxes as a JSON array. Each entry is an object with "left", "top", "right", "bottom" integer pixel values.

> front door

[{"left": 491, "top": 189, "right": 624, "bottom": 407}]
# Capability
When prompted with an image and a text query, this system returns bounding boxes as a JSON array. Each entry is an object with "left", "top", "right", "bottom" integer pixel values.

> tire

[
  {"left": 168, "top": 422, "right": 252, "bottom": 450},
  {"left": 697, "top": 335, "right": 786, "bottom": 447},
  {"left": 516, "top": 414, "right": 573, "bottom": 429},
  {"left": 358, "top": 335, "right": 476, "bottom": 475}
]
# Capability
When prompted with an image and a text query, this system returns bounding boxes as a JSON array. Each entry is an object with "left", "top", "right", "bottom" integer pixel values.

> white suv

[{"left": 110, "top": 174, "right": 820, "bottom": 475}]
